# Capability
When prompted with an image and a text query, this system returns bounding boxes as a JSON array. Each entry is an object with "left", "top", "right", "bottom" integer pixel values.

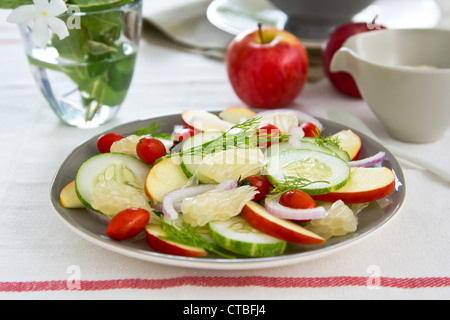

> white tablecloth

[{"left": 0, "top": 2, "right": 449, "bottom": 300}]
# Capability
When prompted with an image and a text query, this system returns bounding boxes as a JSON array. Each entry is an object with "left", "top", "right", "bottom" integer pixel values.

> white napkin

[{"left": 142, "top": 0, "right": 234, "bottom": 59}]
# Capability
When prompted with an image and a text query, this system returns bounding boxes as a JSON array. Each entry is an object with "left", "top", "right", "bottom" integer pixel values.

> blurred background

[
  {"left": 1, "top": 0, "right": 448, "bottom": 81},
  {"left": 141, "top": 0, "right": 449, "bottom": 81}
]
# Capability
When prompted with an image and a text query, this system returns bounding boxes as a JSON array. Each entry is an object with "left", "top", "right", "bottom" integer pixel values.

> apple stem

[
  {"left": 372, "top": 14, "right": 379, "bottom": 26},
  {"left": 258, "top": 23, "right": 265, "bottom": 44}
]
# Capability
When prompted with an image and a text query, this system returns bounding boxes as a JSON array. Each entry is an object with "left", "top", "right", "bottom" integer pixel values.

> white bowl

[
  {"left": 269, "top": 0, "right": 375, "bottom": 39},
  {"left": 331, "top": 28, "right": 450, "bottom": 143}
]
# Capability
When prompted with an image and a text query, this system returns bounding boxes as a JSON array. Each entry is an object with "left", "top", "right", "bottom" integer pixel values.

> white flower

[{"left": 7, "top": 0, "right": 69, "bottom": 48}]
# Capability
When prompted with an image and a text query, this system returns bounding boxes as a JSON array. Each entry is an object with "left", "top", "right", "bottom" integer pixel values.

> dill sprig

[
  {"left": 179, "top": 117, "right": 290, "bottom": 158},
  {"left": 159, "top": 220, "right": 236, "bottom": 259},
  {"left": 266, "top": 175, "right": 330, "bottom": 202},
  {"left": 133, "top": 122, "right": 172, "bottom": 140},
  {"left": 231, "top": 116, "right": 262, "bottom": 131},
  {"left": 312, "top": 127, "right": 341, "bottom": 149}
]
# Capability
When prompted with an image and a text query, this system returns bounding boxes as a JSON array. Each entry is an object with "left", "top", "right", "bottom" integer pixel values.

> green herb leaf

[
  {"left": 159, "top": 220, "right": 236, "bottom": 259},
  {"left": 178, "top": 117, "right": 290, "bottom": 159},
  {"left": 267, "top": 176, "right": 331, "bottom": 202},
  {"left": 133, "top": 122, "right": 172, "bottom": 140},
  {"left": 312, "top": 128, "right": 341, "bottom": 149},
  {"left": 0, "top": 0, "right": 137, "bottom": 10},
  {"left": 65, "top": 0, "right": 137, "bottom": 12},
  {"left": 0, "top": 0, "right": 31, "bottom": 9}
]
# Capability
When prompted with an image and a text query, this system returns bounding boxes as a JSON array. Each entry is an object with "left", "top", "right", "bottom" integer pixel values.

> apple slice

[
  {"left": 182, "top": 110, "right": 234, "bottom": 132},
  {"left": 145, "top": 224, "right": 208, "bottom": 257},
  {"left": 312, "top": 167, "right": 396, "bottom": 203},
  {"left": 219, "top": 106, "right": 256, "bottom": 124},
  {"left": 60, "top": 180, "right": 84, "bottom": 209},
  {"left": 145, "top": 156, "right": 189, "bottom": 204},
  {"left": 241, "top": 201, "right": 325, "bottom": 245},
  {"left": 332, "top": 130, "right": 362, "bottom": 161}
]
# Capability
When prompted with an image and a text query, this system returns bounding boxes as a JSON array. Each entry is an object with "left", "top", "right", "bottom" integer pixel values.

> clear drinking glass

[{"left": 19, "top": 0, "right": 143, "bottom": 128}]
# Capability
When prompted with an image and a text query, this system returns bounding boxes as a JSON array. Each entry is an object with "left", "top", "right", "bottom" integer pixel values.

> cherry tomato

[
  {"left": 97, "top": 133, "right": 124, "bottom": 153},
  {"left": 136, "top": 137, "right": 167, "bottom": 165},
  {"left": 255, "top": 124, "right": 282, "bottom": 148},
  {"left": 280, "top": 190, "right": 317, "bottom": 209},
  {"left": 244, "top": 175, "right": 272, "bottom": 202},
  {"left": 106, "top": 208, "right": 150, "bottom": 241},
  {"left": 300, "top": 122, "right": 321, "bottom": 138},
  {"left": 279, "top": 190, "right": 317, "bottom": 224},
  {"left": 173, "top": 128, "right": 195, "bottom": 146}
]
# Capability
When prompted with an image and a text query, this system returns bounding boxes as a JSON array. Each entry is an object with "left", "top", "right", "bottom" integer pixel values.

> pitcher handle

[{"left": 330, "top": 47, "right": 360, "bottom": 77}]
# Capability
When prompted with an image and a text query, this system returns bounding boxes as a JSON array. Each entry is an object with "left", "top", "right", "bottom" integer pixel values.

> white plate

[
  {"left": 207, "top": 0, "right": 288, "bottom": 36},
  {"left": 50, "top": 113, "right": 406, "bottom": 270},
  {"left": 206, "top": 0, "right": 325, "bottom": 49}
]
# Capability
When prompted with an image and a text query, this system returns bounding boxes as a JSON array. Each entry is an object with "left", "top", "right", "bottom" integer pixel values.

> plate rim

[
  {"left": 50, "top": 113, "right": 406, "bottom": 270},
  {"left": 206, "top": 0, "right": 288, "bottom": 35}
]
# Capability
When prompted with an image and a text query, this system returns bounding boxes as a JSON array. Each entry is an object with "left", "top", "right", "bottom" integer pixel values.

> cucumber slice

[
  {"left": 267, "top": 149, "right": 351, "bottom": 195},
  {"left": 265, "top": 140, "right": 335, "bottom": 158},
  {"left": 180, "top": 131, "right": 224, "bottom": 183},
  {"left": 264, "top": 142, "right": 292, "bottom": 158},
  {"left": 209, "top": 216, "right": 287, "bottom": 257},
  {"left": 303, "top": 138, "right": 351, "bottom": 162},
  {"left": 265, "top": 139, "right": 350, "bottom": 162},
  {"left": 75, "top": 153, "right": 150, "bottom": 211}
]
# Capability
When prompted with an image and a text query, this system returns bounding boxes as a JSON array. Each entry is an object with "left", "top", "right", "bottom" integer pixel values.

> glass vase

[{"left": 19, "top": 0, "right": 143, "bottom": 128}]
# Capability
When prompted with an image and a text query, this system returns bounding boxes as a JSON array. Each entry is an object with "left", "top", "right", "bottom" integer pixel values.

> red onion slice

[
  {"left": 86, "top": 208, "right": 111, "bottom": 225},
  {"left": 349, "top": 152, "right": 386, "bottom": 168},
  {"left": 170, "top": 141, "right": 183, "bottom": 155},
  {"left": 265, "top": 197, "right": 327, "bottom": 221},
  {"left": 216, "top": 179, "right": 238, "bottom": 191},
  {"left": 162, "top": 180, "right": 238, "bottom": 220},
  {"left": 162, "top": 185, "right": 217, "bottom": 220}
]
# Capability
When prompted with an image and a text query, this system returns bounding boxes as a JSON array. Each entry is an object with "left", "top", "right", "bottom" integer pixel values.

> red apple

[
  {"left": 145, "top": 225, "right": 208, "bottom": 257},
  {"left": 312, "top": 167, "right": 396, "bottom": 203},
  {"left": 145, "top": 156, "right": 189, "bottom": 204},
  {"left": 322, "top": 22, "right": 386, "bottom": 98},
  {"left": 241, "top": 201, "right": 325, "bottom": 245},
  {"left": 332, "top": 130, "right": 362, "bottom": 161},
  {"left": 60, "top": 180, "right": 84, "bottom": 209},
  {"left": 219, "top": 106, "right": 256, "bottom": 124},
  {"left": 226, "top": 25, "right": 309, "bottom": 109}
]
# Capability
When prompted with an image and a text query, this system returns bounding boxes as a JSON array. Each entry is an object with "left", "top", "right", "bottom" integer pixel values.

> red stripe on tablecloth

[{"left": 1, "top": 277, "right": 449, "bottom": 292}]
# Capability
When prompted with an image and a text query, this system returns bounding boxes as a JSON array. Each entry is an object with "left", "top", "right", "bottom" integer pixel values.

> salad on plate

[{"left": 59, "top": 108, "right": 397, "bottom": 259}]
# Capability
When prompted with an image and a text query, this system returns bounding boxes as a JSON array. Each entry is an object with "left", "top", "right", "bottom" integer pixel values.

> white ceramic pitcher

[{"left": 330, "top": 29, "right": 450, "bottom": 144}]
